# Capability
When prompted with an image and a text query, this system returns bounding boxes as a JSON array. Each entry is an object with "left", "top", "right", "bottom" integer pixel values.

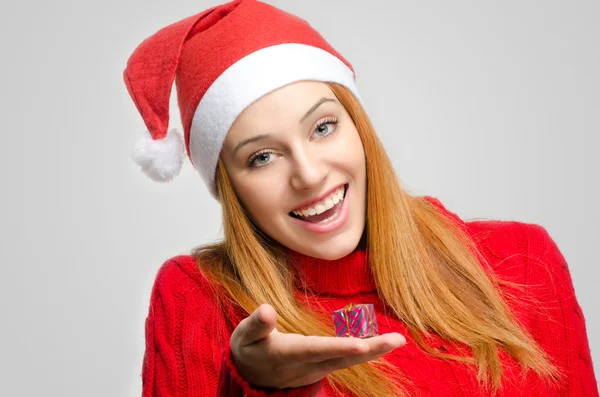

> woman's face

[{"left": 221, "top": 81, "right": 366, "bottom": 260}]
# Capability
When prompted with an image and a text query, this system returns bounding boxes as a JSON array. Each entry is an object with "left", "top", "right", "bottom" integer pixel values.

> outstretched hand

[{"left": 230, "top": 303, "right": 406, "bottom": 389}]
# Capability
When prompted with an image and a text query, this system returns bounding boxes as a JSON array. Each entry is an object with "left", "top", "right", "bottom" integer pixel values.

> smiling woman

[{"left": 123, "top": 1, "right": 598, "bottom": 396}]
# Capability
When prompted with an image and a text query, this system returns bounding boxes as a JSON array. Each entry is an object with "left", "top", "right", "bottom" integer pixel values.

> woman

[{"left": 124, "top": 1, "right": 598, "bottom": 396}]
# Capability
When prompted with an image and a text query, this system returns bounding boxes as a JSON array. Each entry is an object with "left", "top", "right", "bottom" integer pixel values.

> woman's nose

[{"left": 289, "top": 150, "right": 326, "bottom": 190}]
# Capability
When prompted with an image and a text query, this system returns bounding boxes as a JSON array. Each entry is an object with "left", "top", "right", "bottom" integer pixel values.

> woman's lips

[
  {"left": 297, "top": 199, "right": 343, "bottom": 223},
  {"left": 289, "top": 184, "right": 350, "bottom": 234},
  {"left": 289, "top": 184, "right": 347, "bottom": 221},
  {"left": 290, "top": 184, "right": 346, "bottom": 214}
]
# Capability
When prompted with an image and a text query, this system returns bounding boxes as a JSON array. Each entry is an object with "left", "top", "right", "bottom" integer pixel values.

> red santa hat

[{"left": 123, "top": 0, "right": 361, "bottom": 198}]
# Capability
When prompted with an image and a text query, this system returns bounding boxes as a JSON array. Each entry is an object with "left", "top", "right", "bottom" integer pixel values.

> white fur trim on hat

[
  {"left": 132, "top": 128, "right": 185, "bottom": 182},
  {"left": 188, "top": 43, "right": 361, "bottom": 198}
]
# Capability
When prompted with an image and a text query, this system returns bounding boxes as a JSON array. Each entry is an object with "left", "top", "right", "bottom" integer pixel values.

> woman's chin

[{"left": 289, "top": 231, "right": 363, "bottom": 260}]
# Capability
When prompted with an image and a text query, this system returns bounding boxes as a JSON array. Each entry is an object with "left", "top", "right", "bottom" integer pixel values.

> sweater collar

[
  {"left": 287, "top": 196, "right": 466, "bottom": 296},
  {"left": 289, "top": 248, "right": 376, "bottom": 296}
]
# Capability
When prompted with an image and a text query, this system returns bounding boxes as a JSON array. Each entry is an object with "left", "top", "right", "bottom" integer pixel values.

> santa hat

[{"left": 123, "top": 0, "right": 361, "bottom": 198}]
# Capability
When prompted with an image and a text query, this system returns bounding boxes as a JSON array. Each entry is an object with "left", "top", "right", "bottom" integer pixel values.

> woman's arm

[
  {"left": 523, "top": 224, "right": 599, "bottom": 396},
  {"left": 141, "top": 256, "right": 323, "bottom": 397},
  {"left": 141, "top": 257, "right": 222, "bottom": 396}
]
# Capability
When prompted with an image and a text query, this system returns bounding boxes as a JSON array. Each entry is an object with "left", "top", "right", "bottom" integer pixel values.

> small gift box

[{"left": 332, "top": 303, "right": 379, "bottom": 338}]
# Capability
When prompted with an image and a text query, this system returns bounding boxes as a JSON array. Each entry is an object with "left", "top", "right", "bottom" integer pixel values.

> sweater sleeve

[
  {"left": 522, "top": 224, "right": 599, "bottom": 396},
  {"left": 141, "top": 256, "right": 324, "bottom": 397}
]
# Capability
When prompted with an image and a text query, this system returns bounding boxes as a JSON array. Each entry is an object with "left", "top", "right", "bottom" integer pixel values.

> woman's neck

[{"left": 289, "top": 246, "right": 376, "bottom": 296}]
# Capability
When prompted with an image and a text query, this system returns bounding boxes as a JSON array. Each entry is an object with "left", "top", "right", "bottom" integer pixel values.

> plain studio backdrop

[{"left": 1, "top": 0, "right": 598, "bottom": 395}]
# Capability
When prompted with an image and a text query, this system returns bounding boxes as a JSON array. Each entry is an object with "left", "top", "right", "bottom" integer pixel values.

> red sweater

[{"left": 141, "top": 197, "right": 598, "bottom": 396}]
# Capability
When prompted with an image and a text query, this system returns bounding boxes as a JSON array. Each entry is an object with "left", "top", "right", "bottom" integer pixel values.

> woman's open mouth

[{"left": 288, "top": 184, "right": 350, "bottom": 233}]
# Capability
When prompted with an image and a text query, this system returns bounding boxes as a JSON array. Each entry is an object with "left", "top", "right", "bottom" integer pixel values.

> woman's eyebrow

[
  {"left": 232, "top": 134, "right": 271, "bottom": 156},
  {"left": 299, "top": 97, "right": 338, "bottom": 123}
]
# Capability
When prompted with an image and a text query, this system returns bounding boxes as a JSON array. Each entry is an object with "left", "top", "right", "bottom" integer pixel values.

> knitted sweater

[{"left": 141, "top": 197, "right": 598, "bottom": 396}]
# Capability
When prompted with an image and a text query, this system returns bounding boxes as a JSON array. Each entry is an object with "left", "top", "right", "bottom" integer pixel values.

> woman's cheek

[
  {"left": 338, "top": 128, "right": 365, "bottom": 166},
  {"left": 240, "top": 173, "right": 285, "bottom": 212}
]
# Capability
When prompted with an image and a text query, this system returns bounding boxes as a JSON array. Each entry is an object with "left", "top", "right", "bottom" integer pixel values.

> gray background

[{"left": 1, "top": 0, "right": 598, "bottom": 395}]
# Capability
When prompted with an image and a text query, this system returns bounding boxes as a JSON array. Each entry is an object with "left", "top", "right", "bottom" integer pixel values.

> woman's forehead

[
  {"left": 224, "top": 82, "right": 338, "bottom": 142},
  {"left": 243, "top": 82, "right": 335, "bottom": 121}
]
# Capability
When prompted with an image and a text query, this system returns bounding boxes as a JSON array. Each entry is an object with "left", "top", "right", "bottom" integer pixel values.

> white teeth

[
  {"left": 324, "top": 199, "right": 334, "bottom": 210},
  {"left": 291, "top": 185, "right": 346, "bottom": 218},
  {"left": 332, "top": 192, "right": 341, "bottom": 205}
]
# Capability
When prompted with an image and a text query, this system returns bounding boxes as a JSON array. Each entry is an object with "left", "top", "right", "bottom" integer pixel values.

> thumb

[{"left": 242, "top": 303, "right": 277, "bottom": 346}]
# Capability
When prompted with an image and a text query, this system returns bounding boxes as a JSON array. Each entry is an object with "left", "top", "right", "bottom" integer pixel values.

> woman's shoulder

[
  {"left": 149, "top": 254, "right": 222, "bottom": 305},
  {"left": 424, "top": 196, "right": 569, "bottom": 290},
  {"left": 147, "top": 254, "right": 237, "bottom": 336},
  {"left": 423, "top": 196, "right": 561, "bottom": 270},
  {"left": 465, "top": 218, "right": 562, "bottom": 268},
  {"left": 464, "top": 218, "right": 575, "bottom": 303}
]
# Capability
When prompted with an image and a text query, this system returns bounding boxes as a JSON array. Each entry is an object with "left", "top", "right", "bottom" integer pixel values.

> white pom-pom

[{"left": 131, "top": 128, "right": 185, "bottom": 182}]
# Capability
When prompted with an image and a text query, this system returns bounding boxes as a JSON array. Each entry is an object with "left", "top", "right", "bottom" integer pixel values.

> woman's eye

[
  {"left": 248, "top": 151, "right": 278, "bottom": 168},
  {"left": 313, "top": 117, "right": 338, "bottom": 138}
]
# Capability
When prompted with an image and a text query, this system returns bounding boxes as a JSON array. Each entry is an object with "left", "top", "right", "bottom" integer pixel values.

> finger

[
  {"left": 274, "top": 332, "right": 405, "bottom": 364},
  {"left": 315, "top": 333, "right": 406, "bottom": 371},
  {"left": 238, "top": 304, "right": 278, "bottom": 346}
]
